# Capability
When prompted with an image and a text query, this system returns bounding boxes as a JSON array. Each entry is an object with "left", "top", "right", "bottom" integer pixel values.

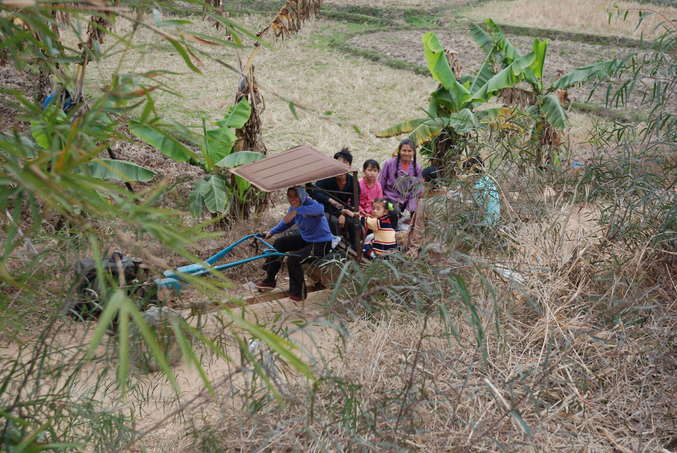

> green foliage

[
  {"left": 472, "top": 18, "right": 626, "bottom": 130},
  {"left": 216, "top": 150, "right": 264, "bottom": 168},
  {"left": 129, "top": 121, "right": 196, "bottom": 163},
  {"left": 422, "top": 32, "right": 471, "bottom": 112},
  {"left": 0, "top": 1, "right": 313, "bottom": 450},
  {"left": 86, "top": 159, "right": 156, "bottom": 183},
  {"left": 130, "top": 98, "right": 264, "bottom": 217},
  {"left": 190, "top": 174, "right": 230, "bottom": 215}
]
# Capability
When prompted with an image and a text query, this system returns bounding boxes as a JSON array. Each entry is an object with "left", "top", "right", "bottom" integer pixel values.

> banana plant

[
  {"left": 29, "top": 96, "right": 157, "bottom": 184},
  {"left": 377, "top": 31, "right": 543, "bottom": 169},
  {"left": 470, "top": 19, "right": 626, "bottom": 164},
  {"left": 130, "top": 98, "right": 265, "bottom": 217}
]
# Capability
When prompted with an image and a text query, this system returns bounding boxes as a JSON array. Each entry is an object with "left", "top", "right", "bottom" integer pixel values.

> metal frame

[{"left": 156, "top": 234, "right": 287, "bottom": 290}]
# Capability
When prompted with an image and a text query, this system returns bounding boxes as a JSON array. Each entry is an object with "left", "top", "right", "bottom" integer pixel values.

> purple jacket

[{"left": 378, "top": 157, "right": 423, "bottom": 212}]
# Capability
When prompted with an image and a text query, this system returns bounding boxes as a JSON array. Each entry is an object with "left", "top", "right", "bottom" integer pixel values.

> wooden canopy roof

[{"left": 229, "top": 145, "right": 350, "bottom": 192}]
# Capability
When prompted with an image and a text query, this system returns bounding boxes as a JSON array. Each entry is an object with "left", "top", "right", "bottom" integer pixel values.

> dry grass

[
  {"left": 324, "top": 0, "right": 467, "bottom": 8},
  {"left": 86, "top": 16, "right": 436, "bottom": 168},
  {"left": 463, "top": 0, "right": 676, "bottom": 40}
]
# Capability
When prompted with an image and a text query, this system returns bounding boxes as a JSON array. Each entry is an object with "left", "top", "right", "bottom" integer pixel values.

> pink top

[{"left": 359, "top": 178, "right": 384, "bottom": 215}]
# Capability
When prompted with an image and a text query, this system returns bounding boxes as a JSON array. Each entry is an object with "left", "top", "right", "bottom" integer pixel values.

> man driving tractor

[{"left": 255, "top": 186, "right": 333, "bottom": 301}]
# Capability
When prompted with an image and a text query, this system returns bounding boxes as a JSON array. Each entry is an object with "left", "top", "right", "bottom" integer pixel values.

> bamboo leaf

[
  {"left": 126, "top": 304, "right": 178, "bottom": 391},
  {"left": 85, "top": 291, "right": 123, "bottom": 359},
  {"left": 288, "top": 102, "right": 299, "bottom": 120},
  {"left": 215, "top": 151, "right": 264, "bottom": 168},
  {"left": 167, "top": 38, "right": 201, "bottom": 73},
  {"left": 172, "top": 319, "right": 214, "bottom": 396},
  {"left": 549, "top": 59, "right": 625, "bottom": 91},
  {"left": 117, "top": 302, "right": 130, "bottom": 392},
  {"left": 223, "top": 310, "right": 314, "bottom": 380}
]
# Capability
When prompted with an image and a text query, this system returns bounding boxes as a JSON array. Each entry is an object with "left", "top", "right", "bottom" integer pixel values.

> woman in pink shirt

[{"left": 358, "top": 159, "right": 384, "bottom": 216}]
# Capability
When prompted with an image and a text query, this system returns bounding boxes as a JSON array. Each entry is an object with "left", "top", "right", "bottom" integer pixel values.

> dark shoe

[
  {"left": 289, "top": 294, "right": 304, "bottom": 302},
  {"left": 255, "top": 280, "right": 275, "bottom": 291}
]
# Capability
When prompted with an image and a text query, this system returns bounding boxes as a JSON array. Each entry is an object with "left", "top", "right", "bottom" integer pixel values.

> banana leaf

[
  {"left": 468, "top": 22, "right": 494, "bottom": 54},
  {"left": 216, "top": 98, "right": 251, "bottom": 129},
  {"left": 376, "top": 118, "right": 428, "bottom": 138},
  {"left": 549, "top": 58, "right": 625, "bottom": 91},
  {"left": 204, "top": 128, "right": 236, "bottom": 164},
  {"left": 422, "top": 32, "right": 471, "bottom": 112},
  {"left": 215, "top": 150, "right": 264, "bottom": 168},
  {"left": 470, "top": 48, "right": 499, "bottom": 93},
  {"left": 129, "top": 121, "right": 197, "bottom": 162},
  {"left": 522, "top": 38, "right": 548, "bottom": 93},
  {"left": 540, "top": 93, "right": 567, "bottom": 129},
  {"left": 430, "top": 87, "right": 461, "bottom": 114},
  {"left": 193, "top": 175, "right": 230, "bottom": 214},
  {"left": 87, "top": 158, "right": 156, "bottom": 182},
  {"left": 409, "top": 117, "right": 447, "bottom": 145},
  {"left": 483, "top": 19, "right": 520, "bottom": 64},
  {"left": 472, "top": 51, "right": 537, "bottom": 101},
  {"left": 447, "top": 109, "right": 479, "bottom": 134}
]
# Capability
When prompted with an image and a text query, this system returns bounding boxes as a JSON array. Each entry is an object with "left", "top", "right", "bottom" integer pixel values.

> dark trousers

[
  {"left": 327, "top": 213, "right": 359, "bottom": 251},
  {"left": 264, "top": 232, "right": 331, "bottom": 298}
]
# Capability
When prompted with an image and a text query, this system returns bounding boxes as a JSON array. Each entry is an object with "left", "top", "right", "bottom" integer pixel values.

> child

[
  {"left": 362, "top": 198, "right": 398, "bottom": 259},
  {"left": 462, "top": 156, "right": 500, "bottom": 226},
  {"left": 358, "top": 159, "right": 384, "bottom": 216}
]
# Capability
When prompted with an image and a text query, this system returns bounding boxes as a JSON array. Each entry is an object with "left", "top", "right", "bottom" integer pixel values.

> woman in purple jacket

[
  {"left": 256, "top": 186, "right": 333, "bottom": 301},
  {"left": 378, "top": 139, "right": 423, "bottom": 213}
]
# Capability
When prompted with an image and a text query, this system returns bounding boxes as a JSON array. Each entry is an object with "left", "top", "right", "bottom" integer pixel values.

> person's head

[
  {"left": 462, "top": 156, "right": 485, "bottom": 175},
  {"left": 422, "top": 166, "right": 440, "bottom": 183},
  {"left": 334, "top": 147, "right": 353, "bottom": 166},
  {"left": 362, "top": 159, "right": 380, "bottom": 181},
  {"left": 372, "top": 198, "right": 398, "bottom": 226},
  {"left": 396, "top": 139, "right": 418, "bottom": 176},
  {"left": 287, "top": 186, "right": 304, "bottom": 208}
]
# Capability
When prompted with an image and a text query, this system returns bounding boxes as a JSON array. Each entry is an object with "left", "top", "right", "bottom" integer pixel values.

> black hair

[
  {"left": 334, "top": 147, "right": 353, "bottom": 165},
  {"left": 462, "top": 156, "right": 485, "bottom": 174},
  {"left": 373, "top": 198, "right": 399, "bottom": 229},
  {"left": 422, "top": 166, "right": 440, "bottom": 182},
  {"left": 396, "top": 138, "right": 418, "bottom": 177},
  {"left": 362, "top": 159, "right": 380, "bottom": 171}
]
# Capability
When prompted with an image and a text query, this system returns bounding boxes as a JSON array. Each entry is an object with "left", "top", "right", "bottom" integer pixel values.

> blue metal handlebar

[{"left": 157, "top": 233, "right": 287, "bottom": 290}]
